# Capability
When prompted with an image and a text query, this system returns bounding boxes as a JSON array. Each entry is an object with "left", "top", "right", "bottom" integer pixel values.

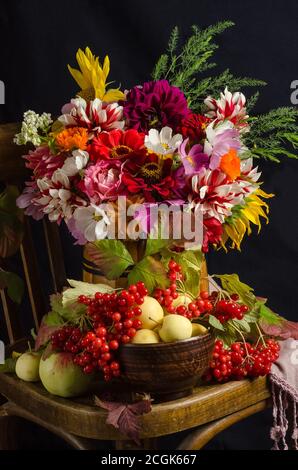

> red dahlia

[{"left": 178, "top": 113, "right": 211, "bottom": 143}]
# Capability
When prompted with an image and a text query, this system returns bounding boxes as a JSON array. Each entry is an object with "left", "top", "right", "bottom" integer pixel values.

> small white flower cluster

[{"left": 14, "top": 110, "right": 53, "bottom": 146}]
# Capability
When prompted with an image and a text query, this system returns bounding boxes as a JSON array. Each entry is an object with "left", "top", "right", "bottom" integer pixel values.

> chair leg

[
  {"left": 178, "top": 399, "right": 270, "bottom": 450},
  {"left": 0, "top": 401, "right": 100, "bottom": 450}
]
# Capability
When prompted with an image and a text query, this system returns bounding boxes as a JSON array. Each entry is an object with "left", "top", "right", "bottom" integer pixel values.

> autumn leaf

[
  {"left": 95, "top": 395, "right": 152, "bottom": 443},
  {"left": 259, "top": 318, "right": 298, "bottom": 339},
  {"left": 34, "top": 317, "right": 60, "bottom": 350}
]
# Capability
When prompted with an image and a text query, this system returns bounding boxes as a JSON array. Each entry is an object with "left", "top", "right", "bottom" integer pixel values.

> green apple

[
  {"left": 192, "top": 323, "right": 208, "bottom": 337},
  {"left": 132, "top": 329, "right": 160, "bottom": 344},
  {"left": 159, "top": 314, "right": 192, "bottom": 343},
  {"left": 39, "top": 352, "right": 92, "bottom": 398},
  {"left": 172, "top": 294, "right": 193, "bottom": 309},
  {"left": 139, "top": 296, "right": 164, "bottom": 329},
  {"left": 15, "top": 351, "right": 41, "bottom": 382}
]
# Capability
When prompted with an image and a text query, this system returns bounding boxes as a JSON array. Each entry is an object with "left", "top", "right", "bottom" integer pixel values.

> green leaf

[
  {"left": 62, "top": 280, "right": 113, "bottom": 308},
  {"left": 85, "top": 240, "right": 134, "bottom": 280},
  {"left": 214, "top": 273, "right": 255, "bottom": 308},
  {"left": 0, "top": 269, "right": 24, "bottom": 304},
  {"left": 258, "top": 303, "right": 282, "bottom": 325},
  {"left": 128, "top": 256, "right": 168, "bottom": 293},
  {"left": 0, "top": 357, "right": 17, "bottom": 374},
  {"left": 208, "top": 315, "right": 225, "bottom": 331},
  {"left": 44, "top": 309, "right": 65, "bottom": 326},
  {"left": 161, "top": 249, "right": 203, "bottom": 297},
  {"left": 145, "top": 237, "right": 171, "bottom": 257},
  {"left": 231, "top": 318, "right": 251, "bottom": 333}
]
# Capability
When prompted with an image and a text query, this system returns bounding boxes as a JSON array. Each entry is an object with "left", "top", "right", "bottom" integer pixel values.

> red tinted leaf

[
  {"left": 95, "top": 396, "right": 152, "bottom": 443},
  {"left": 34, "top": 318, "right": 60, "bottom": 350},
  {"left": 260, "top": 318, "right": 298, "bottom": 340}
]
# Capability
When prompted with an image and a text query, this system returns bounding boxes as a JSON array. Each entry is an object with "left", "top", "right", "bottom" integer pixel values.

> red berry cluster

[
  {"left": 154, "top": 260, "right": 213, "bottom": 319},
  {"left": 204, "top": 338, "right": 280, "bottom": 382},
  {"left": 154, "top": 259, "right": 181, "bottom": 313},
  {"left": 51, "top": 326, "right": 83, "bottom": 354},
  {"left": 50, "top": 282, "right": 148, "bottom": 381},
  {"left": 212, "top": 295, "right": 249, "bottom": 323}
]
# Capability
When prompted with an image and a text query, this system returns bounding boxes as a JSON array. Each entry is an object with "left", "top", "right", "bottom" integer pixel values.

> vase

[{"left": 82, "top": 241, "right": 209, "bottom": 292}]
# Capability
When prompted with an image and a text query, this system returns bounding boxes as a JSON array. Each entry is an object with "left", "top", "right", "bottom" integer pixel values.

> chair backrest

[{"left": 0, "top": 123, "right": 67, "bottom": 344}]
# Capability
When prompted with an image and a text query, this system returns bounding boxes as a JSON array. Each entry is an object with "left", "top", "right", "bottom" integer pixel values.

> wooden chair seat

[
  {"left": 0, "top": 371, "right": 270, "bottom": 442},
  {"left": 0, "top": 339, "right": 271, "bottom": 448}
]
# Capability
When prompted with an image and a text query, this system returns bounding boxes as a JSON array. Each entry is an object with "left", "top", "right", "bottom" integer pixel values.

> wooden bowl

[{"left": 119, "top": 333, "right": 214, "bottom": 401}]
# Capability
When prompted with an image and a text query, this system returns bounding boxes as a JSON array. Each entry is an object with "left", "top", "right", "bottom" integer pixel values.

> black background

[{"left": 0, "top": 0, "right": 297, "bottom": 450}]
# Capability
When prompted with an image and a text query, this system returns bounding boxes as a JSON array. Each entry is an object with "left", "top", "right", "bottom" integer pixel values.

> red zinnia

[{"left": 88, "top": 129, "right": 145, "bottom": 161}]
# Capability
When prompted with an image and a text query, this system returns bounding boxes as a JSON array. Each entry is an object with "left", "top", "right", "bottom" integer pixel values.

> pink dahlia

[
  {"left": 82, "top": 160, "right": 123, "bottom": 203},
  {"left": 59, "top": 97, "right": 124, "bottom": 133},
  {"left": 16, "top": 181, "right": 44, "bottom": 220},
  {"left": 123, "top": 79, "right": 190, "bottom": 133},
  {"left": 23, "top": 146, "right": 64, "bottom": 179}
]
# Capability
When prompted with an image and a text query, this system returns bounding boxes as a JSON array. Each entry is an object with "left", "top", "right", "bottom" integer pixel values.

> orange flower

[
  {"left": 55, "top": 127, "right": 89, "bottom": 151},
  {"left": 220, "top": 148, "right": 241, "bottom": 180}
]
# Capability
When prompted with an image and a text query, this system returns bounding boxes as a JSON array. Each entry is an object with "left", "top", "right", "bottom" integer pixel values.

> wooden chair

[{"left": 0, "top": 123, "right": 271, "bottom": 450}]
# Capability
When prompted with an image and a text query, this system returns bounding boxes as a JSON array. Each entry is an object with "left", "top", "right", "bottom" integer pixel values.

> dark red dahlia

[
  {"left": 202, "top": 217, "right": 223, "bottom": 252},
  {"left": 178, "top": 113, "right": 211, "bottom": 143},
  {"left": 122, "top": 79, "right": 190, "bottom": 133},
  {"left": 122, "top": 153, "right": 175, "bottom": 202}
]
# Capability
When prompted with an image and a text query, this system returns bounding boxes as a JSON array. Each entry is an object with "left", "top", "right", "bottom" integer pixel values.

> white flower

[
  {"left": 204, "top": 87, "right": 249, "bottom": 131},
  {"left": 36, "top": 171, "right": 74, "bottom": 222},
  {"left": 145, "top": 126, "right": 182, "bottom": 155},
  {"left": 73, "top": 205, "right": 110, "bottom": 242},
  {"left": 14, "top": 110, "right": 53, "bottom": 146},
  {"left": 58, "top": 97, "right": 124, "bottom": 132},
  {"left": 60, "top": 149, "right": 89, "bottom": 177}
]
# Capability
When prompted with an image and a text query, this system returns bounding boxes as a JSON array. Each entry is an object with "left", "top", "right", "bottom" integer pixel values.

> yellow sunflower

[
  {"left": 221, "top": 188, "right": 274, "bottom": 250},
  {"left": 68, "top": 47, "right": 125, "bottom": 102}
]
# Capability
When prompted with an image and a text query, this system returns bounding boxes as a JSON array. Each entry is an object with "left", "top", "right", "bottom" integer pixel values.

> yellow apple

[
  {"left": 15, "top": 351, "right": 41, "bottom": 382},
  {"left": 192, "top": 323, "right": 208, "bottom": 337},
  {"left": 132, "top": 329, "right": 160, "bottom": 344},
  {"left": 172, "top": 294, "right": 193, "bottom": 309},
  {"left": 159, "top": 314, "right": 192, "bottom": 343},
  {"left": 139, "top": 296, "right": 164, "bottom": 329}
]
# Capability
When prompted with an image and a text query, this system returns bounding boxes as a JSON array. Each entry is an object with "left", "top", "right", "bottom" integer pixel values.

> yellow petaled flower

[
  {"left": 68, "top": 47, "right": 125, "bottom": 102},
  {"left": 221, "top": 188, "right": 274, "bottom": 250},
  {"left": 55, "top": 127, "right": 89, "bottom": 151}
]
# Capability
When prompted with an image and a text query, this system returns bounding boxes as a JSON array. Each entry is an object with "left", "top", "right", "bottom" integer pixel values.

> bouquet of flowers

[
  {"left": 9, "top": 23, "right": 298, "bottom": 404},
  {"left": 15, "top": 21, "right": 298, "bottom": 259}
]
